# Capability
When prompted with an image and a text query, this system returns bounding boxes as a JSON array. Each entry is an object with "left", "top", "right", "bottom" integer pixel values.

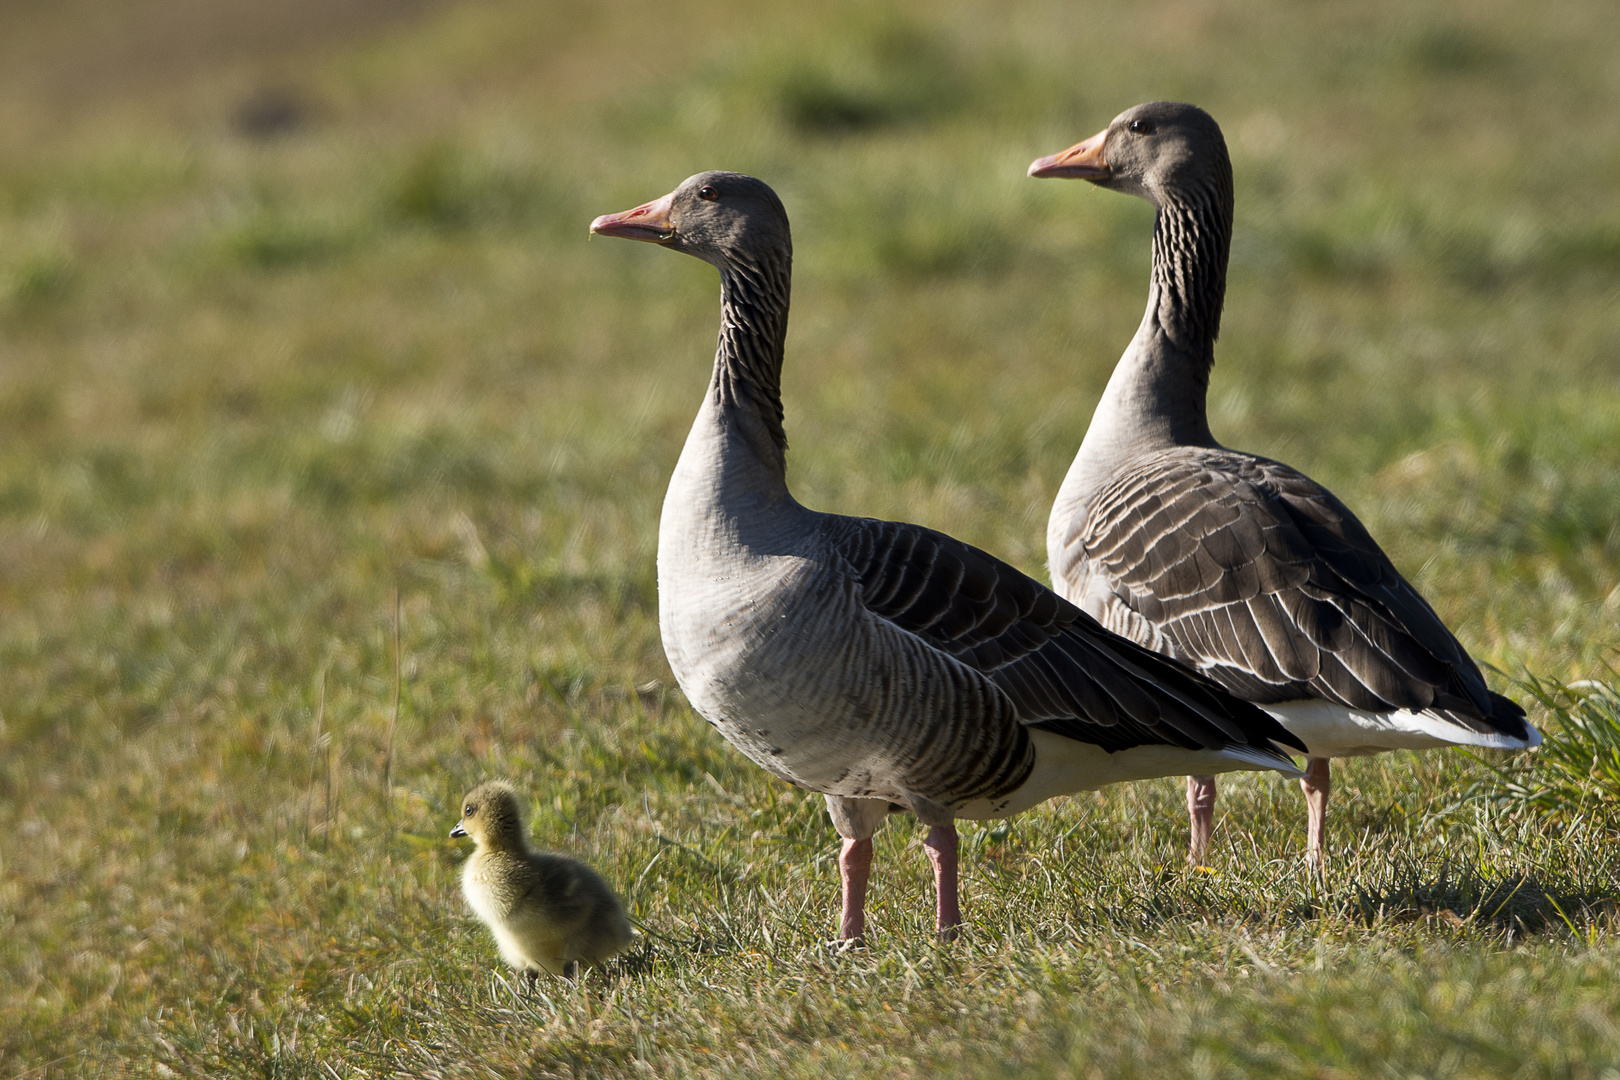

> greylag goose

[
  {"left": 1029, "top": 102, "right": 1540, "bottom": 867},
  {"left": 590, "top": 171, "right": 1304, "bottom": 940},
  {"left": 450, "top": 780, "right": 633, "bottom": 980}
]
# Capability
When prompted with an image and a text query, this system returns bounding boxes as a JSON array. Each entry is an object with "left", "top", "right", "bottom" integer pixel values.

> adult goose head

[
  {"left": 1031, "top": 100, "right": 1232, "bottom": 363},
  {"left": 593, "top": 171, "right": 1302, "bottom": 941},
  {"left": 1030, "top": 105, "right": 1537, "bottom": 869},
  {"left": 594, "top": 172, "right": 792, "bottom": 473},
  {"left": 591, "top": 171, "right": 791, "bottom": 265}
]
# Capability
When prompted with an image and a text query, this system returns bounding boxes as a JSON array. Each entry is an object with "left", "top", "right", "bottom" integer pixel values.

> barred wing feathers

[
  {"left": 1062, "top": 448, "right": 1530, "bottom": 741},
  {"left": 827, "top": 515, "right": 1306, "bottom": 758}
]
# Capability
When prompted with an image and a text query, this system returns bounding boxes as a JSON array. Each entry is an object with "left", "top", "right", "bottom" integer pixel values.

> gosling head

[
  {"left": 449, "top": 780, "right": 526, "bottom": 849},
  {"left": 1028, "top": 101, "right": 1229, "bottom": 206},
  {"left": 589, "top": 171, "right": 791, "bottom": 270}
]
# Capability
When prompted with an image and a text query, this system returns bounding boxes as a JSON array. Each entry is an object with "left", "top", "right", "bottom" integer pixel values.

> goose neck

[
  {"left": 709, "top": 253, "right": 792, "bottom": 484},
  {"left": 1145, "top": 177, "right": 1232, "bottom": 361},
  {"left": 1069, "top": 182, "right": 1233, "bottom": 475},
  {"left": 478, "top": 832, "right": 527, "bottom": 857}
]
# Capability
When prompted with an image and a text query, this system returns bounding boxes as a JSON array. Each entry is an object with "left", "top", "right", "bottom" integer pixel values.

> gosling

[{"left": 449, "top": 780, "right": 633, "bottom": 981}]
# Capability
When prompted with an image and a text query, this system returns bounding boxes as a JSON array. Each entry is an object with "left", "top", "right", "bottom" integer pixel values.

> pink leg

[
  {"left": 838, "top": 837, "right": 874, "bottom": 941},
  {"left": 1300, "top": 757, "right": 1331, "bottom": 870},
  {"left": 1187, "top": 774, "right": 1217, "bottom": 865},
  {"left": 924, "top": 824, "right": 961, "bottom": 940}
]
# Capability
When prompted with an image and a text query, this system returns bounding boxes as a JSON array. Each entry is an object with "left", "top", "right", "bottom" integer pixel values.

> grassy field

[{"left": 3, "top": 0, "right": 1620, "bottom": 1075}]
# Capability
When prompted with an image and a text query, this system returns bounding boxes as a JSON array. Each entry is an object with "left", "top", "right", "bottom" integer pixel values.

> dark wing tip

[
  {"left": 1080, "top": 616, "right": 1310, "bottom": 754},
  {"left": 1486, "top": 690, "right": 1534, "bottom": 741}
]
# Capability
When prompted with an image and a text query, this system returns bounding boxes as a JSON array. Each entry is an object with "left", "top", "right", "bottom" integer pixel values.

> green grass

[
  {"left": 1470, "top": 676, "right": 1620, "bottom": 826},
  {"left": 2, "top": 0, "right": 1619, "bottom": 1075}
]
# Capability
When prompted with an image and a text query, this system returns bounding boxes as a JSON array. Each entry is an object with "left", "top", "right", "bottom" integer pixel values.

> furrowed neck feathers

[
  {"left": 1147, "top": 161, "right": 1232, "bottom": 361},
  {"left": 711, "top": 244, "right": 792, "bottom": 481},
  {"left": 1087, "top": 156, "right": 1234, "bottom": 457}
]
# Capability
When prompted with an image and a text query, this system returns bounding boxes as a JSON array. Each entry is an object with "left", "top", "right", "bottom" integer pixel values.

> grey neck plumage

[
  {"left": 1068, "top": 164, "right": 1234, "bottom": 483},
  {"left": 1148, "top": 167, "right": 1231, "bottom": 360},
  {"left": 709, "top": 248, "right": 792, "bottom": 487}
]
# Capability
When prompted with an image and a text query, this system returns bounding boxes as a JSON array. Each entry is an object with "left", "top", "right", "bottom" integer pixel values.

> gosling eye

[
  {"left": 698, "top": 185, "right": 719, "bottom": 201},
  {"left": 1128, "top": 119, "right": 1157, "bottom": 136},
  {"left": 464, "top": 804, "right": 475, "bottom": 817}
]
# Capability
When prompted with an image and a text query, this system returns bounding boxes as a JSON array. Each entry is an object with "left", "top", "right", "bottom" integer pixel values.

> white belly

[{"left": 951, "top": 729, "right": 1302, "bottom": 821}]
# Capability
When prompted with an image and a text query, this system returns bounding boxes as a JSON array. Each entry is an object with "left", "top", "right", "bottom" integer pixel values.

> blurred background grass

[{"left": 2, "top": 0, "right": 1618, "bottom": 1075}]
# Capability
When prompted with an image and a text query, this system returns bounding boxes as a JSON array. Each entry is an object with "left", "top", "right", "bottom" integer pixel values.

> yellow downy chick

[{"left": 450, "top": 780, "right": 632, "bottom": 980}]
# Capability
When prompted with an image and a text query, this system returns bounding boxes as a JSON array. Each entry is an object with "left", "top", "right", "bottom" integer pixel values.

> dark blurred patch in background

[{"left": 0, "top": 0, "right": 426, "bottom": 114}]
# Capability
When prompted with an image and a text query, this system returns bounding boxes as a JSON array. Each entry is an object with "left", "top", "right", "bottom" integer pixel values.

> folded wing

[
  {"left": 828, "top": 515, "right": 1306, "bottom": 757},
  {"left": 1060, "top": 448, "right": 1530, "bottom": 741}
]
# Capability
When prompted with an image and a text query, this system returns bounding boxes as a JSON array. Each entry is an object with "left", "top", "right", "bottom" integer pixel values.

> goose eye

[
  {"left": 464, "top": 804, "right": 474, "bottom": 817},
  {"left": 1128, "top": 119, "right": 1156, "bottom": 136},
  {"left": 698, "top": 185, "right": 719, "bottom": 201}
]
